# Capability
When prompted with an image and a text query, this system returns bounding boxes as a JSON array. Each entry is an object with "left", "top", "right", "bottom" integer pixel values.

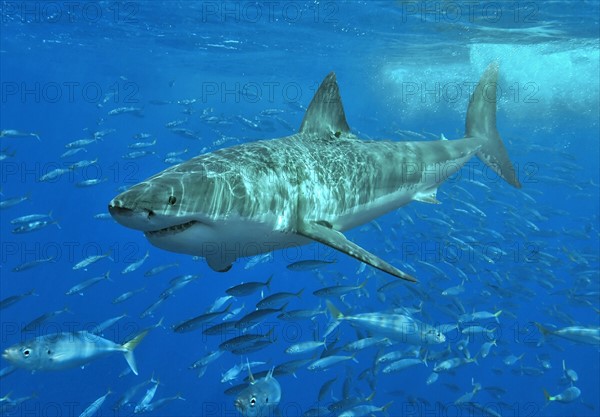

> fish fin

[
  {"left": 246, "top": 358, "right": 255, "bottom": 383},
  {"left": 325, "top": 300, "right": 344, "bottom": 320},
  {"left": 414, "top": 190, "right": 441, "bottom": 204},
  {"left": 299, "top": 72, "right": 350, "bottom": 135},
  {"left": 121, "top": 329, "right": 150, "bottom": 376},
  {"left": 265, "top": 274, "right": 273, "bottom": 290},
  {"left": 466, "top": 62, "right": 521, "bottom": 188},
  {"left": 381, "top": 401, "right": 394, "bottom": 417},
  {"left": 297, "top": 221, "right": 417, "bottom": 282}
]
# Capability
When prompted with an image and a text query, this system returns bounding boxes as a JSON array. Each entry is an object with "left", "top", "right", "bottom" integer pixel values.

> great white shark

[{"left": 108, "top": 63, "right": 521, "bottom": 282}]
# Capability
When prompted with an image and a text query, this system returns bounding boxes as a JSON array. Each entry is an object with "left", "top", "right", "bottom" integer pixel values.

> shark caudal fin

[{"left": 466, "top": 62, "right": 522, "bottom": 189}]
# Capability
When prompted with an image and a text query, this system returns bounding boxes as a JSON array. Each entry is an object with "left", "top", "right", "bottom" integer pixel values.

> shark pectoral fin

[
  {"left": 297, "top": 221, "right": 417, "bottom": 282},
  {"left": 414, "top": 190, "right": 441, "bottom": 204}
]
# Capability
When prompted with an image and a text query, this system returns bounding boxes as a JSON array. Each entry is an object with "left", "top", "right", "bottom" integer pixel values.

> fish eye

[
  {"left": 47, "top": 349, "right": 52, "bottom": 355},
  {"left": 168, "top": 195, "right": 177, "bottom": 205},
  {"left": 250, "top": 397, "right": 256, "bottom": 407},
  {"left": 22, "top": 348, "right": 31, "bottom": 357}
]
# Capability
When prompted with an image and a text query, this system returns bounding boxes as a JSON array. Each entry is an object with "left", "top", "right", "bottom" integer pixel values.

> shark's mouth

[{"left": 144, "top": 220, "right": 199, "bottom": 237}]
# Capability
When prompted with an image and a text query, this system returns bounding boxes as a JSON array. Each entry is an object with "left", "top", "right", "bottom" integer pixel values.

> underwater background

[{"left": 1, "top": 1, "right": 599, "bottom": 416}]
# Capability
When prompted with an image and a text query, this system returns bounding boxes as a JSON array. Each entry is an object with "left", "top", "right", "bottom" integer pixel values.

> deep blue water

[{"left": 1, "top": 1, "right": 599, "bottom": 417}]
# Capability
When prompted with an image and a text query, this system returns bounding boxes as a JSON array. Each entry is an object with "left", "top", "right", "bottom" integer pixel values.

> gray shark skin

[{"left": 108, "top": 63, "right": 521, "bottom": 281}]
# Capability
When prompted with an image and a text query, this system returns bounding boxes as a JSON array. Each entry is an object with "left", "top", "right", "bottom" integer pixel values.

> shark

[{"left": 108, "top": 63, "right": 521, "bottom": 282}]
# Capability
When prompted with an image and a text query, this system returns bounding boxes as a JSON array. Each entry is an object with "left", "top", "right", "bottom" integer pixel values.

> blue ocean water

[{"left": 1, "top": 1, "right": 599, "bottom": 417}]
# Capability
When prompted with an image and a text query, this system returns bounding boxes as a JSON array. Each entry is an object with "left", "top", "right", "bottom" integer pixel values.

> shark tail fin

[
  {"left": 121, "top": 329, "right": 149, "bottom": 376},
  {"left": 466, "top": 62, "right": 521, "bottom": 189}
]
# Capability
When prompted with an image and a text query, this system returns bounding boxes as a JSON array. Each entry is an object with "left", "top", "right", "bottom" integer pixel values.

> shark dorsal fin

[{"left": 299, "top": 72, "right": 350, "bottom": 135}]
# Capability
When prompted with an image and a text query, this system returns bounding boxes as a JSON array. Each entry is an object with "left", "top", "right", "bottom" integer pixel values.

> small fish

[
  {"left": 286, "top": 259, "right": 337, "bottom": 271},
  {"left": 139, "top": 295, "right": 169, "bottom": 319},
  {"left": 142, "top": 393, "right": 185, "bottom": 412},
  {"left": 307, "top": 354, "right": 358, "bottom": 371},
  {"left": 285, "top": 340, "right": 326, "bottom": 355},
  {"left": 535, "top": 322, "right": 600, "bottom": 346},
  {"left": 76, "top": 178, "right": 108, "bottom": 187},
  {"left": 234, "top": 362, "right": 281, "bottom": 417},
  {"left": 382, "top": 358, "right": 426, "bottom": 374},
  {"left": 79, "top": 389, "right": 111, "bottom": 417},
  {"left": 226, "top": 275, "right": 272, "bottom": 297},
  {"left": 12, "top": 256, "right": 56, "bottom": 272},
  {"left": 543, "top": 386, "right": 581, "bottom": 403},
  {"left": 0, "top": 193, "right": 30, "bottom": 210},
  {"left": 112, "top": 287, "right": 146, "bottom": 304},
  {"left": 10, "top": 211, "right": 53, "bottom": 224},
  {"left": 0, "top": 289, "right": 37, "bottom": 310},
  {"left": 12, "top": 219, "right": 60, "bottom": 234},
  {"left": 91, "top": 314, "right": 128, "bottom": 335},
  {"left": 235, "top": 304, "right": 287, "bottom": 330},
  {"left": 134, "top": 376, "right": 160, "bottom": 413},
  {"left": 172, "top": 304, "right": 231, "bottom": 333},
  {"left": 144, "top": 262, "right": 179, "bottom": 277},
  {"left": 113, "top": 377, "right": 153, "bottom": 410},
  {"left": 108, "top": 107, "right": 143, "bottom": 116},
  {"left": 121, "top": 250, "right": 150, "bottom": 274},
  {"left": 122, "top": 150, "right": 156, "bottom": 159},
  {"left": 69, "top": 158, "right": 98, "bottom": 170},
  {"left": 73, "top": 251, "right": 112, "bottom": 270},
  {"left": 2, "top": 329, "right": 148, "bottom": 374},
  {"left": 65, "top": 138, "right": 97, "bottom": 148},
  {"left": 0, "top": 129, "right": 40, "bottom": 140},
  {"left": 318, "top": 376, "right": 338, "bottom": 401},
  {"left": 21, "top": 306, "right": 71, "bottom": 332},
  {"left": 256, "top": 288, "right": 304, "bottom": 309},
  {"left": 65, "top": 271, "right": 111, "bottom": 295},
  {"left": 313, "top": 280, "right": 368, "bottom": 298},
  {"left": 129, "top": 139, "right": 157, "bottom": 149},
  {"left": 61, "top": 147, "right": 87, "bottom": 158},
  {"left": 503, "top": 353, "right": 525, "bottom": 366}
]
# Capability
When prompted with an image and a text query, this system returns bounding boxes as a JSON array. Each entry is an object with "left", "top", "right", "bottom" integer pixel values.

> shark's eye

[
  {"left": 22, "top": 348, "right": 31, "bottom": 357},
  {"left": 168, "top": 195, "right": 177, "bottom": 205},
  {"left": 250, "top": 397, "right": 256, "bottom": 407}
]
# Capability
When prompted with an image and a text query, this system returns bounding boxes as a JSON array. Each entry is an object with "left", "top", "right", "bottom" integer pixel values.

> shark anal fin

[{"left": 297, "top": 221, "right": 417, "bottom": 282}]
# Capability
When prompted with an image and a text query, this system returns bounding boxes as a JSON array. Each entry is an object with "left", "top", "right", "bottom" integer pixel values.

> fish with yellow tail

[
  {"left": 2, "top": 328, "right": 148, "bottom": 375},
  {"left": 543, "top": 386, "right": 581, "bottom": 403}
]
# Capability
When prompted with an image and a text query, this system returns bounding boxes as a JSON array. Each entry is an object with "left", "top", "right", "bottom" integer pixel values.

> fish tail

[
  {"left": 494, "top": 310, "right": 503, "bottom": 322},
  {"left": 296, "top": 288, "right": 305, "bottom": 298},
  {"left": 534, "top": 322, "right": 550, "bottom": 343},
  {"left": 543, "top": 388, "right": 553, "bottom": 402},
  {"left": 325, "top": 300, "right": 344, "bottom": 320},
  {"left": 381, "top": 401, "right": 394, "bottom": 417},
  {"left": 265, "top": 274, "right": 273, "bottom": 290},
  {"left": 466, "top": 62, "right": 521, "bottom": 188},
  {"left": 121, "top": 329, "right": 150, "bottom": 376}
]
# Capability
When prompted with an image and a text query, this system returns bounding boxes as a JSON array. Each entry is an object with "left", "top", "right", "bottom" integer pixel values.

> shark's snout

[
  {"left": 108, "top": 201, "right": 134, "bottom": 217},
  {"left": 108, "top": 198, "right": 158, "bottom": 231}
]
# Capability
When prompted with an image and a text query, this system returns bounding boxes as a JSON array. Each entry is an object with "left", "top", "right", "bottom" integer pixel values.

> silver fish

[
  {"left": 234, "top": 363, "right": 281, "bottom": 417},
  {"left": 2, "top": 329, "right": 148, "bottom": 374}
]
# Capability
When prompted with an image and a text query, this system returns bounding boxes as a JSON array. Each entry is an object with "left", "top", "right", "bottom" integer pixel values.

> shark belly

[{"left": 145, "top": 213, "right": 312, "bottom": 271}]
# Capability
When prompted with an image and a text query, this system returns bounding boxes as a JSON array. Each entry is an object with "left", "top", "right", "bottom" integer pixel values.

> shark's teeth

[{"left": 145, "top": 220, "right": 197, "bottom": 237}]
